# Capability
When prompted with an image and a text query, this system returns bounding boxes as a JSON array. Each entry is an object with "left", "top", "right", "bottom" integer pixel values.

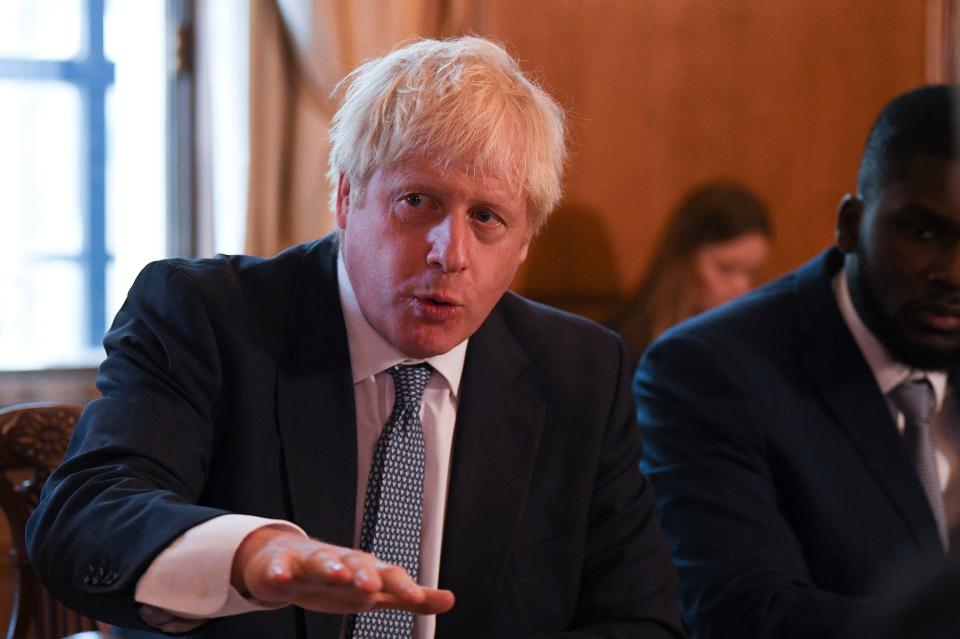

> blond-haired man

[{"left": 28, "top": 37, "right": 683, "bottom": 639}]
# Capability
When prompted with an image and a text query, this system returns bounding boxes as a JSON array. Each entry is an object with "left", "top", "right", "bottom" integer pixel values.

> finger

[
  {"left": 297, "top": 547, "right": 353, "bottom": 586},
  {"left": 263, "top": 553, "right": 295, "bottom": 587},
  {"left": 242, "top": 553, "right": 296, "bottom": 603},
  {"left": 418, "top": 588, "right": 455, "bottom": 614},
  {"left": 256, "top": 546, "right": 351, "bottom": 602},
  {"left": 376, "top": 563, "right": 423, "bottom": 603},
  {"left": 375, "top": 588, "right": 456, "bottom": 615},
  {"left": 341, "top": 553, "right": 384, "bottom": 593}
]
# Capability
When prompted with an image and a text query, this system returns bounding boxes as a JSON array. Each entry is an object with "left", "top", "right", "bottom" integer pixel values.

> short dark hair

[{"left": 857, "top": 84, "right": 960, "bottom": 204}]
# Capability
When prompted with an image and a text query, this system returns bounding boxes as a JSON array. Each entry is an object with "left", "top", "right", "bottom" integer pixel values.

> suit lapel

[
  {"left": 797, "top": 249, "right": 943, "bottom": 559},
  {"left": 436, "top": 301, "right": 546, "bottom": 639},
  {"left": 275, "top": 237, "right": 358, "bottom": 639}
]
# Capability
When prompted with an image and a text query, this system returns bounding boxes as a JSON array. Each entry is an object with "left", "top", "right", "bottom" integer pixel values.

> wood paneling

[{"left": 467, "top": 1, "right": 929, "bottom": 322}]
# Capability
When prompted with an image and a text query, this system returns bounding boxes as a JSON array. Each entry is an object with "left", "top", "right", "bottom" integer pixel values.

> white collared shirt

[
  {"left": 134, "top": 250, "right": 466, "bottom": 639},
  {"left": 339, "top": 253, "right": 466, "bottom": 639},
  {"left": 832, "top": 268, "right": 955, "bottom": 493}
]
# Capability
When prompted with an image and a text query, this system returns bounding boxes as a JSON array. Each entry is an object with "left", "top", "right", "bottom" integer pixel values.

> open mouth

[
  {"left": 416, "top": 291, "right": 462, "bottom": 307},
  {"left": 911, "top": 302, "right": 960, "bottom": 332},
  {"left": 414, "top": 295, "right": 462, "bottom": 321},
  {"left": 916, "top": 311, "right": 960, "bottom": 332}
]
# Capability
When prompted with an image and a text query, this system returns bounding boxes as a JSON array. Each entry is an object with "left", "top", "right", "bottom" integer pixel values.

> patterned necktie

[
  {"left": 349, "top": 363, "right": 433, "bottom": 639},
  {"left": 889, "top": 379, "right": 949, "bottom": 550}
]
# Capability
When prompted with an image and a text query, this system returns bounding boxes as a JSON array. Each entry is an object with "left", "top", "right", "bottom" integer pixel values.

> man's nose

[
  {"left": 931, "top": 244, "right": 960, "bottom": 289},
  {"left": 427, "top": 215, "right": 469, "bottom": 273}
]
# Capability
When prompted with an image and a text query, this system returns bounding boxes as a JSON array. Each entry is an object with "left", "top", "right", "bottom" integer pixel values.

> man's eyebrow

[
  {"left": 388, "top": 178, "right": 441, "bottom": 194},
  {"left": 891, "top": 204, "right": 960, "bottom": 230},
  {"left": 392, "top": 178, "right": 517, "bottom": 207},
  {"left": 403, "top": 181, "right": 439, "bottom": 192}
]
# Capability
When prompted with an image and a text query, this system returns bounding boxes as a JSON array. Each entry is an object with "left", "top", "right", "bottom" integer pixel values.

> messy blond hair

[{"left": 326, "top": 36, "right": 567, "bottom": 234}]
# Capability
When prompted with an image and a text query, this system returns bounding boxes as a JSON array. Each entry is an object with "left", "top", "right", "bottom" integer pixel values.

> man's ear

[
  {"left": 836, "top": 194, "right": 863, "bottom": 253},
  {"left": 335, "top": 173, "right": 351, "bottom": 230}
]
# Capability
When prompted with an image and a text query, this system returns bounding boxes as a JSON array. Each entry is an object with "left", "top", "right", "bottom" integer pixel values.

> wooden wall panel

[{"left": 466, "top": 1, "right": 929, "bottom": 322}]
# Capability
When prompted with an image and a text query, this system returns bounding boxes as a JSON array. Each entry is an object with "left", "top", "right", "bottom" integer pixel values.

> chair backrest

[{"left": 0, "top": 403, "right": 101, "bottom": 639}]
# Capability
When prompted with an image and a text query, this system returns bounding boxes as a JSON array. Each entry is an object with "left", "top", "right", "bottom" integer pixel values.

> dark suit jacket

[
  {"left": 842, "top": 555, "right": 960, "bottom": 639},
  {"left": 634, "top": 248, "right": 946, "bottom": 639},
  {"left": 27, "top": 234, "right": 683, "bottom": 639}
]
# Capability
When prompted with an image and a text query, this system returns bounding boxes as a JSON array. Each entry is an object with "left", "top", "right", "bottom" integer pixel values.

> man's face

[
  {"left": 337, "top": 156, "right": 531, "bottom": 359},
  {"left": 839, "top": 154, "right": 960, "bottom": 370}
]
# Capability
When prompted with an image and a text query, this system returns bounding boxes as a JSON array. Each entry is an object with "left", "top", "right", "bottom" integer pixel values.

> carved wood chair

[{"left": 0, "top": 403, "right": 103, "bottom": 639}]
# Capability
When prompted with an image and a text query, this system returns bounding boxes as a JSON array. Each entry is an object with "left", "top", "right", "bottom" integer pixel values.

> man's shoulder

[
  {"left": 495, "top": 291, "right": 621, "bottom": 346},
  {"left": 637, "top": 248, "right": 847, "bottom": 381},
  {"left": 132, "top": 236, "right": 336, "bottom": 303},
  {"left": 144, "top": 236, "right": 333, "bottom": 285},
  {"left": 117, "top": 237, "right": 339, "bottom": 356},
  {"left": 668, "top": 248, "right": 839, "bottom": 343},
  {"left": 485, "top": 292, "right": 627, "bottom": 380}
]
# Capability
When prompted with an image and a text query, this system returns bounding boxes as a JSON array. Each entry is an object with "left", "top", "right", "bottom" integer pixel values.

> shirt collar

[
  {"left": 337, "top": 248, "right": 467, "bottom": 395},
  {"left": 833, "top": 266, "right": 946, "bottom": 410}
]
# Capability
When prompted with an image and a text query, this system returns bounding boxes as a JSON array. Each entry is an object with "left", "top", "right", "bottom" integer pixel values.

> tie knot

[
  {"left": 388, "top": 363, "right": 433, "bottom": 407},
  {"left": 889, "top": 379, "right": 936, "bottom": 426}
]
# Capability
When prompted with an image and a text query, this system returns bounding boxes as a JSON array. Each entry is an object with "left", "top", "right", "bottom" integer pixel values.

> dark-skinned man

[{"left": 635, "top": 84, "right": 960, "bottom": 639}]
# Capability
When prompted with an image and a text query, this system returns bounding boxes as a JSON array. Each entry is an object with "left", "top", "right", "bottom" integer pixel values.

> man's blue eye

[
  {"left": 476, "top": 209, "right": 494, "bottom": 223},
  {"left": 405, "top": 194, "right": 424, "bottom": 206}
]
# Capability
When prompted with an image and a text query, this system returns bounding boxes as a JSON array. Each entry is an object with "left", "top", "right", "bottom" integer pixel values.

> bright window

[{"left": 0, "top": 0, "right": 167, "bottom": 369}]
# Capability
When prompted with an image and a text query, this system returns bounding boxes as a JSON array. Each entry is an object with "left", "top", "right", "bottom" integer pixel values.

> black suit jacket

[
  {"left": 842, "top": 555, "right": 960, "bottom": 639},
  {"left": 27, "top": 235, "right": 684, "bottom": 639},
  {"left": 634, "top": 248, "right": 946, "bottom": 639}
]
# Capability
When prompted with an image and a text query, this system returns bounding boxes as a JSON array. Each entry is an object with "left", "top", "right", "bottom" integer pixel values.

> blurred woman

[{"left": 616, "top": 181, "right": 772, "bottom": 368}]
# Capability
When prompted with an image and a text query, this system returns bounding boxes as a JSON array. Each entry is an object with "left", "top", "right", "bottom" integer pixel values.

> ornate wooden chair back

[{"left": 0, "top": 403, "right": 101, "bottom": 639}]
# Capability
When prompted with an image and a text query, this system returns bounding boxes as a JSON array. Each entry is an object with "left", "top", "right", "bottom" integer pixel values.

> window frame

[
  {"left": 0, "top": 0, "right": 197, "bottom": 360},
  {"left": 0, "top": 0, "right": 114, "bottom": 348}
]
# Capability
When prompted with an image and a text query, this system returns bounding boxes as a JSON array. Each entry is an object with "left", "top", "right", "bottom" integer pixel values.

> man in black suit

[
  {"left": 634, "top": 84, "right": 960, "bottom": 639},
  {"left": 27, "top": 36, "right": 683, "bottom": 639}
]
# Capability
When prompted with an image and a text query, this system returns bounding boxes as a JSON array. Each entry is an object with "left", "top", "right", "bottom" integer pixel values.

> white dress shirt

[
  {"left": 833, "top": 268, "right": 960, "bottom": 542},
  {"left": 135, "top": 250, "right": 467, "bottom": 639}
]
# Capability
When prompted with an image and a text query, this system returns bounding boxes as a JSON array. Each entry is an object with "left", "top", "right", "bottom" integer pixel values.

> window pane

[
  {"left": 0, "top": 261, "right": 89, "bottom": 369},
  {"left": 206, "top": 0, "right": 250, "bottom": 255},
  {"left": 0, "top": 81, "right": 83, "bottom": 256},
  {"left": 104, "top": 0, "right": 167, "bottom": 317},
  {"left": 0, "top": 0, "right": 82, "bottom": 60},
  {"left": 0, "top": 1, "right": 167, "bottom": 371}
]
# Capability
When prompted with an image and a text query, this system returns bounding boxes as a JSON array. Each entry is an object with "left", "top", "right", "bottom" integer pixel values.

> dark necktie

[
  {"left": 889, "top": 379, "right": 949, "bottom": 550},
  {"left": 349, "top": 363, "right": 433, "bottom": 639}
]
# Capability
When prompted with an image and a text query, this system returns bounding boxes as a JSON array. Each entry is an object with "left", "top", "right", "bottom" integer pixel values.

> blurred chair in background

[
  {"left": 0, "top": 403, "right": 102, "bottom": 639},
  {"left": 614, "top": 181, "right": 772, "bottom": 369}
]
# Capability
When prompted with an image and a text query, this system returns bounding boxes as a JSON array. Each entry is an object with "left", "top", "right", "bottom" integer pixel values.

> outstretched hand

[{"left": 231, "top": 527, "right": 455, "bottom": 616}]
